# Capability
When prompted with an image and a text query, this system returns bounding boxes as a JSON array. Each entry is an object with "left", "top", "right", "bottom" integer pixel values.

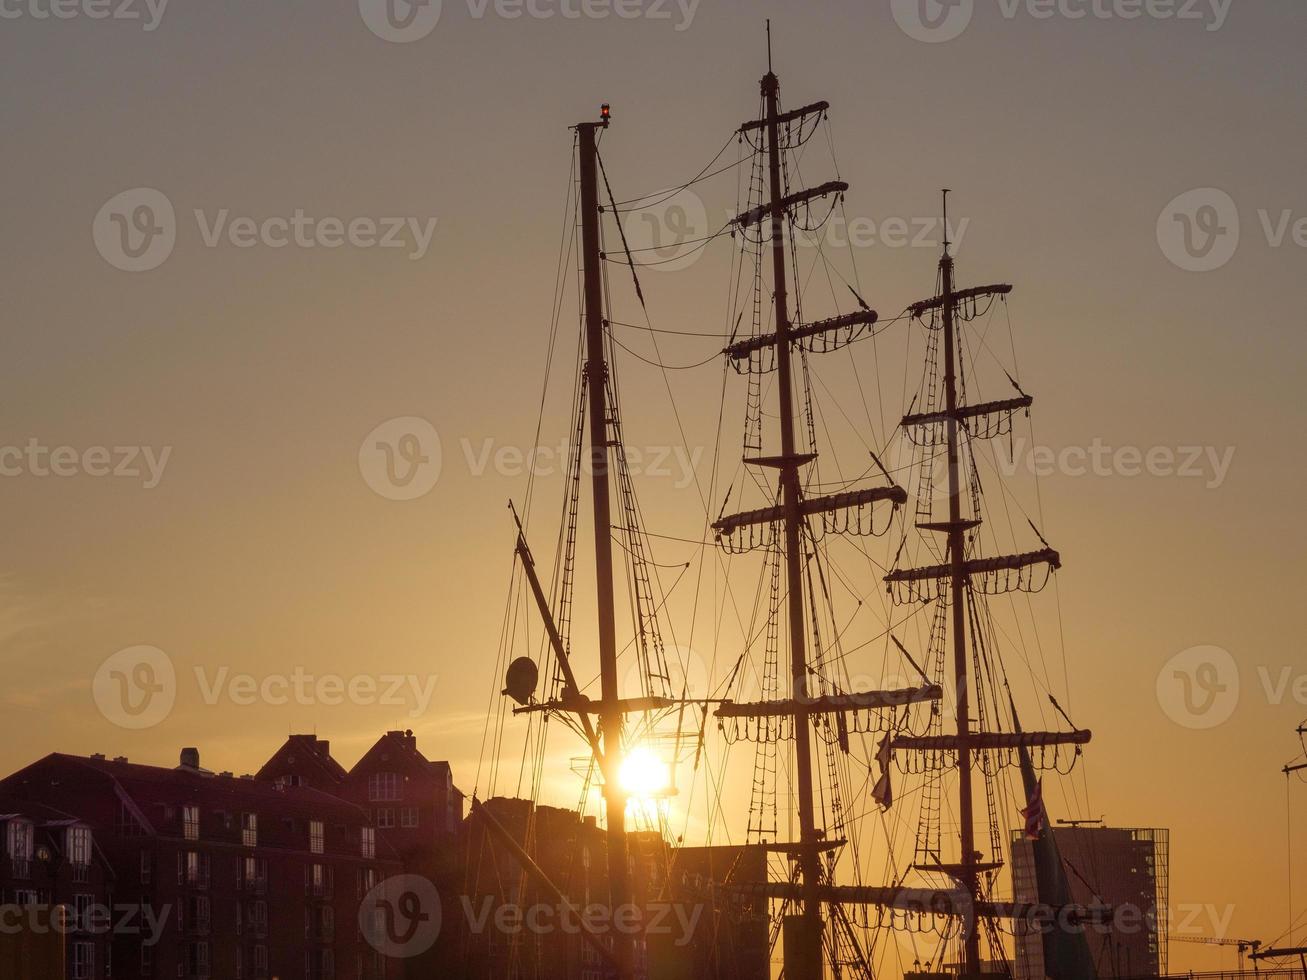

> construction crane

[{"left": 1173, "top": 935, "right": 1264, "bottom": 973}]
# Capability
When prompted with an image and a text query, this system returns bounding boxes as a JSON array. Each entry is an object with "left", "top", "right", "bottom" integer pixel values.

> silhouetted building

[
  {"left": 463, "top": 798, "right": 768, "bottom": 980},
  {"left": 1011, "top": 825, "right": 1169, "bottom": 980},
  {"left": 661, "top": 843, "right": 769, "bottom": 980},
  {"left": 1, "top": 749, "right": 404, "bottom": 980},
  {"left": 255, "top": 734, "right": 349, "bottom": 794},
  {"left": 257, "top": 729, "right": 465, "bottom": 977},
  {"left": 0, "top": 802, "right": 115, "bottom": 979}
]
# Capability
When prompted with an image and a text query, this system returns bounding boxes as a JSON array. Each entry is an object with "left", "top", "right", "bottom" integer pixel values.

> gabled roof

[
  {"left": 348, "top": 730, "right": 429, "bottom": 776},
  {"left": 254, "top": 734, "right": 348, "bottom": 784}
]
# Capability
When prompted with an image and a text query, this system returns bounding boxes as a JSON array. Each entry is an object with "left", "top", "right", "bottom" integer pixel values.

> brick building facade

[{"left": 1, "top": 750, "right": 405, "bottom": 980}]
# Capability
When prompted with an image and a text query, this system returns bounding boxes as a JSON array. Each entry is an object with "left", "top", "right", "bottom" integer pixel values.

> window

[
  {"left": 309, "top": 820, "right": 324, "bottom": 854},
  {"left": 306, "top": 863, "right": 332, "bottom": 898},
  {"left": 67, "top": 825, "right": 92, "bottom": 866},
  {"left": 185, "top": 940, "right": 210, "bottom": 979},
  {"left": 361, "top": 826, "right": 375, "bottom": 859},
  {"left": 375, "top": 808, "right": 394, "bottom": 829},
  {"left": 183, "top": 805, "right": 200, "bottom": 841},
  {"left": 179, "top": 850, "right": 210, "bottom": 889},
  {"left": 73, "top": 894, "right": 93, "bottom": 931},
  {"left": 141, "top": 850, "right": 152, "bottom": 884},
  {"left": 72, "top": 941, "right": 94, "bottom": 979},
  {"left": 400, "top": 807, "right": 418, "bottom": 829},
  {"left": 242, "top": 812, "right": 258, "bottom": 848},
  {"left": 6, "top": 819, "right": 33, "bottom": 859},
  {"left": 140, "top": 942, "right": 152, "bottom": 975},
  {"left": 183, "top": 895, "right": 211, "bottom": 933},
  {"left": 254, "top": 944, "right": 268, "bottom": 972},
  {"left": 241, "top": 856, "right": 267, "bottom": 892},
  {"left": 5, "top": 819, "right": 32, "bottom": 878},
  {"left": 367, "top": 772, "right": 401, "bottom": 802},
  {"left": 358, "top": 867, "right": 377, "bottom": 900},
  {"left": 117, "top": 800, "right": 144, "bottom": 837}
]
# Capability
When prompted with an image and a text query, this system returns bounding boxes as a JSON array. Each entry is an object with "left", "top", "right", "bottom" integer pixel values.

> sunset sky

[{"left": 2, "top": 0, "right": 1306, "bottom": 974}]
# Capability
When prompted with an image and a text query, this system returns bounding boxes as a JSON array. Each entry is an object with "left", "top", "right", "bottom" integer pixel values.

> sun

[{"left": 618, "top": 746, "right": 671, "bottom": 801}]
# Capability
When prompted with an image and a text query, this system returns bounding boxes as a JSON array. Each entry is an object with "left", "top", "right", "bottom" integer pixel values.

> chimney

[
  {"left": 179, "top": 747, "right": 200, "bottom": 770},
  {"left": 112, "top": 756, "right": 128, "bottom": 764},
  {"left": 90, "top": 753, "right": 106, "bottom": 761}
]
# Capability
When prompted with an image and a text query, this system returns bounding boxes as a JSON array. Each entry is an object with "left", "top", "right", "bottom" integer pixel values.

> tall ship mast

[
  {"left": 478, "top": 43, "right": 1102, "bottom": 980},
  {"left": 878, "top": 201, "right": 1095, "bottom": 978},
  {"left": 708, "top": 45, "right": 944, "bottom": 980}
]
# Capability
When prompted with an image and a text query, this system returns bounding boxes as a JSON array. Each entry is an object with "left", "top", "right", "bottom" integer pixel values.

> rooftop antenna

[{"left": 766, "top": 19, "right": 772, "bottom": 73}]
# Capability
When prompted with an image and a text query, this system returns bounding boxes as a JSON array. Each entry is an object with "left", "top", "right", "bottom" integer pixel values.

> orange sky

[{"left": 2, "top": 1, "right": 1305, "bottom": 974}]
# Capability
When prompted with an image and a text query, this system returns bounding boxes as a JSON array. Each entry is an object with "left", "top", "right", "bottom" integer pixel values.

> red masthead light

[{"left": 600, "top": 103, "right": 611, "bottom": 125}]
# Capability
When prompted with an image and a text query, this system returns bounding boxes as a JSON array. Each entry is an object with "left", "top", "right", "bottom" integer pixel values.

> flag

[
  {"left": 1020, "top": 776, "right": 1046, "bottom": 840},
  {"left": 872, "top": 733, "right": 894, "bottom": 809}
]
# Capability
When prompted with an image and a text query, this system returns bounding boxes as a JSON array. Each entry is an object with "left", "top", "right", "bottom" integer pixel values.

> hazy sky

[{"left": 2, "top": 0, "right": 1306, "bottom": 973}]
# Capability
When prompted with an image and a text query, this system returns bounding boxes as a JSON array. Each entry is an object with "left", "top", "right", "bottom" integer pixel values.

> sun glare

[{"left": 618, "top": 746, "right": 670, "bottom": 801}]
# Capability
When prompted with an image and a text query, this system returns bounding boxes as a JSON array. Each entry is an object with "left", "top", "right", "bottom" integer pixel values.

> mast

[
  {"left": 938, "top": 192, "right": 984, "bottom": 976},
  {"left": 761, "top": 65, "right": 824, "bottom": 978},
  {"left": 883, "top": 193, "right": 1094, "bottom": 978},
  {"left": 576, "top": 109, "right": 636, "bottom": 980},
  {"left": 713, "top": 63, "right": 937, "bottom": 978}
]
